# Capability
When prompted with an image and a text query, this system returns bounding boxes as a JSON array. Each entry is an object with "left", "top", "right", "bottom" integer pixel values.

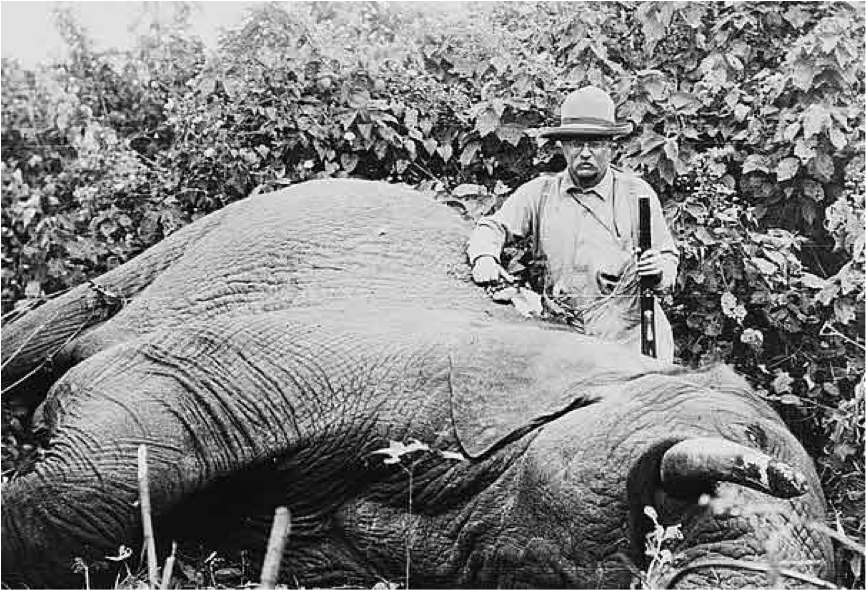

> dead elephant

[{"left": 1, "top": 179, "right": 834, "bottom": 588}]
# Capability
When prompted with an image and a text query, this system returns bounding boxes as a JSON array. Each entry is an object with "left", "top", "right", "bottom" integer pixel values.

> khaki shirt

[{"left": 467, "top": 167, "right": 678, "bottom": 362}]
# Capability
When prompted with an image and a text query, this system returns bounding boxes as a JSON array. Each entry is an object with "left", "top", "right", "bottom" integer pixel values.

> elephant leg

[
  {"left": 1, "top": 212, "right": 224, "bottom": 406},
  {"left": 1, "top": 336, "right": 287, "bottom": 585},
  {"left": 155, "top": 430, "right": 399, "bottom": 588},
  {"left": 3, "top": 361, "right": 225, "bottom": 587}
]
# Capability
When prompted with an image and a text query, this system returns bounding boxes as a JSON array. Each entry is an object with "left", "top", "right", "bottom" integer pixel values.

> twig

[
  {"left": 0, "top": 297, "right": 47, "bottom": 322},
  {"left": 0, "top": 307, "right": 64, "bottom": 372},
  {"left": 1, "top": 282, "right": 123, "bottom": 394},
  {"left": 160, "top": 541, "right": 177, "bottom": 590},
  {"left": 808, "top": 522, "right": 866, "bottom": 556},
  {"left": 820, "top": 322, "right": 866, "bottom": 352},
  {"left": 260, "top": 506, "right": 291, "bottom": 589},
  {"left": 409, "top": 160, "right": 440, "bottom": 183},
  {"left": 0, "top": 308, "right": 98, "bottom": 395},
  {"left": 138, "top": 445, "right": 159, "bottom": 589}
]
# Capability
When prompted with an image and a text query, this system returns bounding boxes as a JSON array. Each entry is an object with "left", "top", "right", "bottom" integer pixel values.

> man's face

[{"left": 560, "top": 137, "right": 612, "bottom": 183}]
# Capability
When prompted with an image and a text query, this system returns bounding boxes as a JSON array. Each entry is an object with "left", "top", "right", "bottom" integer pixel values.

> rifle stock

[{"left": 638, "top": 196, "right": 657, "bottom": 358}]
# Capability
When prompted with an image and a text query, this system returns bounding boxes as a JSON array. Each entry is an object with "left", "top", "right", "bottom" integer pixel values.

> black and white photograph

[{"left": 1, "top": 1, "right": 864, "bottom": 588}]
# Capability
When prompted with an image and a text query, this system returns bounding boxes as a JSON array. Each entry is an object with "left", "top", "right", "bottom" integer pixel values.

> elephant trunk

[
  {"left": 2, "top": 463, "right": 146, "bottom": 588},
  {"left": 1, "top": 395, "right": 247, "bottom": 588},
  {"left": 659, "top": 437, "right": 809, "bottom": 498}
]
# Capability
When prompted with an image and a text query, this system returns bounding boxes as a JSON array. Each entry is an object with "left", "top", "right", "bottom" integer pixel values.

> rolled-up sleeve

[{"left": 466, "top": 179, "right": 543, "bottom": 265}]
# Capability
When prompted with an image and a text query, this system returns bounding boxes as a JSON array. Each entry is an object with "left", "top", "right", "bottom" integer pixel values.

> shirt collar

[{"left": 561, "top": 166, "right": 614, "bottom": 200}]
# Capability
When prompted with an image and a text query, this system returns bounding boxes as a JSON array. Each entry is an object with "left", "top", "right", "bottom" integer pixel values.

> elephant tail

[{"left": 1, "top": 212, "right": 225, "bottom": 404}]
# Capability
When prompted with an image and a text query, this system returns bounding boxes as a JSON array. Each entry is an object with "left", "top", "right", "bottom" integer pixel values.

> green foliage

[{"left": 1, "top": 2, "right": 864, "bottom": 585}]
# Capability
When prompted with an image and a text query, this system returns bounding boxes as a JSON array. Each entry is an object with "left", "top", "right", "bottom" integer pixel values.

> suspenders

[
  {"left": 531, "top": 176, "right": 554, "bottom": 262},
  {"left": 531, "top": 177, "right": 554, "bottom": 300}
]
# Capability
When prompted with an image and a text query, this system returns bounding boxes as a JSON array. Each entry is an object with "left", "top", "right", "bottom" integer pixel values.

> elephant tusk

[{"left": 659, "top": 437, "right": 808, "bottom": 498}]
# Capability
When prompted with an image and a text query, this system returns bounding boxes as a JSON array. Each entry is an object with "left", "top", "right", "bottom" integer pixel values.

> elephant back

[{"left": 89, "top": 179, "right": 513, "bottom": 337}]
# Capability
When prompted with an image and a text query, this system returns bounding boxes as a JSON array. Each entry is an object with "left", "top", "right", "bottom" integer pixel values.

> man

[{"left": 467, "top": 86, "right": 678, "bottom": 362}]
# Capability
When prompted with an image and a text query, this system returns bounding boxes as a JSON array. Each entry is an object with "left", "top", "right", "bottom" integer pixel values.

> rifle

[{"left": 638, "top": 196, "right": 657, "bottom": 358}]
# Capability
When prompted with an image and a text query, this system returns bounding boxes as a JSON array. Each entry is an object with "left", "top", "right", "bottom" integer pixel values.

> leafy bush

[{"left": 1, "top": 1, "right": 863, "bottom": 585}]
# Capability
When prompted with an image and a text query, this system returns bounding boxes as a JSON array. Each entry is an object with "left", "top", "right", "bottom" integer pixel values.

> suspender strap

[
  {"left": 532, "top": 176, "right": 554, "bottom": 261},
  {"left": 532, "top": 177, "right": 555, "bottom": 297}
]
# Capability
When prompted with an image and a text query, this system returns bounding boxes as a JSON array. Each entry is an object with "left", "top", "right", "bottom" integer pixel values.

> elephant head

[{"left": 1, "top": 180, "right": 834, "bottom": 588}]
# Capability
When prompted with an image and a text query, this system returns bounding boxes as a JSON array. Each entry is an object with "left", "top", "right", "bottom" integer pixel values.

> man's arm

[{"left": 466, "top": 178, "right": 543, "bottom": 266}]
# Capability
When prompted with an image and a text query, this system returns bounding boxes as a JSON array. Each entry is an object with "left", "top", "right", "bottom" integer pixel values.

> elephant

[{"left": 2, "top": 179, "right": 834, "bottom": 588}]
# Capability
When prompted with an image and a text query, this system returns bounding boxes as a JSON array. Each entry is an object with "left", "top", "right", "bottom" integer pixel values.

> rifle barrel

[{"left": 638, "top": 196, "right": 657, "bottom": 358}]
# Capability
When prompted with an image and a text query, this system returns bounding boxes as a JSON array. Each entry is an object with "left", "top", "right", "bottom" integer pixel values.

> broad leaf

[
  {"left": 511, "top": 287, "right": 543, "bottom": 317},
  {"left": 829, "top": 126, "right": 847, "bottom": 150},
  {"left": 808, "top": 151, "right": 835, "bottom": 182},
  {"left": 694, "top": 227, "right": 715, "bottom": 245},
  {"left": 663, "top": 138, "right": 679, "bottom": 161},
  {"left": 639, "top": 133, "right": 666, "bottom": 155},
  {"left": 496, "top": 124, "right": 525, "bottom": 147},
  {"left": 475, "top": 108, "right": 500, "bottom": 138},
  {"left": 800, "top": 272, "right": 828, "bottom": 290},
  {"left": 459, "top": 141, "right": 481, "bottom": 168},
  {"left": 357, "top": 123, "right": 373, "bottom": 141},
  {"left": 453, "top": 183, "right": 486, "bottom": 198},
  {"left": 422, "top": 138, "right": 437, "bottom": 156},
  {"left": 794, "top": 138, "right": 816, "bottom": 162},
  {"left": 670, "top": 91, "right": 699, "bottom": 114},
  {"left": 340, "top": 153, "right": 359, "bottom": 173},
  {"left": 742, "top": 154, "right": 770, "bottom": 175},
  {"left": 783, "top": 122, "right": 801, "bottom": 142},
  {"left": 834, "top": 298, "right": 856, "bottom": 324},
  {"left": 404, "top": 107, "right": 419, "bottom": 129},
  {"left": 371, "top": 439, "right": 431, "bottom": 465},
  {"left": 772, "top": 371, "right": 794, "bottom": 394},
  {"left": 437, "top": 144, "right": 453, "bottom": 162},
  {"left": 802, "top": 179, "right": 824, "bottom": 202},
  {"left": 803, "top": 105, "right": 832, "bottom": 139},
  {"left": 791, "top": 58, "right": 815, "bottom": 91},
  {"left": 750, "top": 257, "right": 778, "bottom": 276},
  {"left": 734, "top": 104, "right": 750, "bottom": 122},
  {"left": 775, "top": 157, "right": 800, "bottom": 181}
]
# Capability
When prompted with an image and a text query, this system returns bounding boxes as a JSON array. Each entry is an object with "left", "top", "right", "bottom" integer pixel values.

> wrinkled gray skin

[{"left": 2, "top": 180, "right": 833, "bottom": 588}]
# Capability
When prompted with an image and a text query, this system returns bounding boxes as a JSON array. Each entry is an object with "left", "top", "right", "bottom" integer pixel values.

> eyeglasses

[{"left": 561, "top": 139, "right": 611, "bottom": 151}]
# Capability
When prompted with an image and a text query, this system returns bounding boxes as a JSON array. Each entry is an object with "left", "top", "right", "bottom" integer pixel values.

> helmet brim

[{"left": 538, "top": 122, "right": 634, "bottom": 139}]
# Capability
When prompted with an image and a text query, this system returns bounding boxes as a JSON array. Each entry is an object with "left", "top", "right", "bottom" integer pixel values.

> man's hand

[
  {"left": 472, "top": 256, "right": 516, "bottom": 285},
  {"left": 637, "top": 249, "right": 664, "bottom": 284}
]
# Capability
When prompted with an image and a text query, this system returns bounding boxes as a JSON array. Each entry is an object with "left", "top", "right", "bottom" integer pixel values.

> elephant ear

[{"left": 448, "top": 325, "right": 657, "bottom": 459}]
